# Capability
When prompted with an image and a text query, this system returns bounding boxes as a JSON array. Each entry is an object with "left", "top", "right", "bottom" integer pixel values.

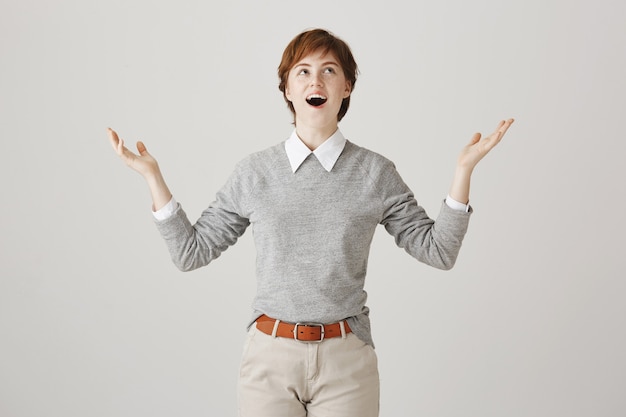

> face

[{"left": 285, "top": 50, "right": 352, "bottom": 129}]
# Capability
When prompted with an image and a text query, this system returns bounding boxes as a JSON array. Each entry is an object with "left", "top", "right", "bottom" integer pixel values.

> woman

[{"left": 109, "top": 28, "right": 513, "bottom": 417}]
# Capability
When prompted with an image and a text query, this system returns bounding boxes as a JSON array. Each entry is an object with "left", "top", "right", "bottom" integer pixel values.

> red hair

[{"left": 278, "top": 29, "right": 358, "bottom": 122}]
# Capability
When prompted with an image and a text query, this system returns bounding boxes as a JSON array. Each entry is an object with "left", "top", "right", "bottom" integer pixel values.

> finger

[
  {"left": 113, "top": 132, "right": 127, "bottom": 157},
  {"left": 107, "top": 128, "right": 120, "bottom": 150},
  {"left": 493, "top": 118, "right": 514, "bottom": 138},
  {"left": 490, "top": 120, "right": 506, "bottom": 138},
  {"left": 136, "top": 141, "right": 147, "bottom": 155},
  {"left": 503, "top": 118, "right": 514, "bottom": 135},
  {"left": 484, "top": 119, "right": 514, "bottom": 152},
  {"left": 117, "top": 137, "right": 126, "bottom": 155},
  {"left": 107, "top": 128, "right": 128, "bottom": 156},
  {"left": 486, "top": 120, "right": 508, "bottom": 145},
  {"left": 468, "top": 132, "right": 481, "bottom": 145}
]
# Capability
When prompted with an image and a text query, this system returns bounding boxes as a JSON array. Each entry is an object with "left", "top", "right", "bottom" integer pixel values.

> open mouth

[{"left": 306, "top": 94, "right": 327, "bottom": 107}]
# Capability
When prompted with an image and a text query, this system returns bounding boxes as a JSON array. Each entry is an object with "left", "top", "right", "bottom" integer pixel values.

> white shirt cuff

[
  {"left": 152, "top": 197, "right": 178, "bottom": 220},
  {"left": 445, "top": 195, "right": 470, "bottom": 212}
]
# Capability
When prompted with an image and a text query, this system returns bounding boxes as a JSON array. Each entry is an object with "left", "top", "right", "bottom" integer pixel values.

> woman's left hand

[{"left": 457, "top": 118, "right": 514, "bottom": 171}]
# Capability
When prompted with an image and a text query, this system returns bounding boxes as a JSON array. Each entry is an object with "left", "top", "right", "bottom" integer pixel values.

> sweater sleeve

[
  {"left": 154, "top": 162, "right": 251, "bottom": 272},
  {"left": 379, "top": 163, "right": 472, "bottom": 270}
]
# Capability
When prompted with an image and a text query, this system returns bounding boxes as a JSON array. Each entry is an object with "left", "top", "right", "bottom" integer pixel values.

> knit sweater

[{"left": 155, "top": 140, "right": 472, "bottom": 346}]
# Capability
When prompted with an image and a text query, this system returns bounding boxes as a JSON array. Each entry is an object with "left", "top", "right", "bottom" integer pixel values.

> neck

[{"left": 294, "top": 120, "right": 338, "bottom": 151}]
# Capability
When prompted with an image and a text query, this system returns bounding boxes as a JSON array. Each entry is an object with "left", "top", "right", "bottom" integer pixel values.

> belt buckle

[{"left": 293, "top": 322, "right": 325, "bottom": 343}]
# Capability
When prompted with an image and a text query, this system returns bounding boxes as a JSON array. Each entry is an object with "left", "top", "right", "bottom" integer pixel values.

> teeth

[{"left": 306, "top": 94, "right": 327, "bottom": 100}]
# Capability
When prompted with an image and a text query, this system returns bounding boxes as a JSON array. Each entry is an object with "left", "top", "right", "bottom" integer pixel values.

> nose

[{"left": 310, "top": 73, "right": 323, "bottom": 87}]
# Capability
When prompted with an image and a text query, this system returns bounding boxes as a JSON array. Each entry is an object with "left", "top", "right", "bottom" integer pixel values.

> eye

[
  {"left": 297, "top": 68, "right": 309, "bottom": 76},
  {"left": 323, "top": 67, "right": 335, "bottom": 74}
]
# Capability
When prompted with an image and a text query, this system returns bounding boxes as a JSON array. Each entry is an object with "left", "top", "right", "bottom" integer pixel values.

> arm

[
  {"left": 381, "top": 119, "right": 514, "bottom": 269},
  {"left": 448, "top": 119, "right": 514, "bottom": 204},
  {"left": 380, "top": 165, "right": 471, "bottom": 271},
  {"left": 108, "top": 127, "right": 250, "bottom": 271},
  {"left": 107, "top": 128, "right": 172, "bottom": 212}
]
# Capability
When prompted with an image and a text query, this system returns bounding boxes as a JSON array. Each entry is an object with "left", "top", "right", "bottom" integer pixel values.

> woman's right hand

[
  {"left": 108, "top": 128, "right": 160, "bottom": 179},
  {"left": 108, "top": 128, "right": 173, "bottom": 211}
]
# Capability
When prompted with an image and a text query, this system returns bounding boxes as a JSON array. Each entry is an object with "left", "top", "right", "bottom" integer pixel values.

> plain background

[{"left": 1, "top": 0, "right": 624, "bottom": 416}]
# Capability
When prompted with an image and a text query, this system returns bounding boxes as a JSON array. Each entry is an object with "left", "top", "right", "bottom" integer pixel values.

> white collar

[{"left": 284, "top": 129, "right": 347, "bottom": 173}]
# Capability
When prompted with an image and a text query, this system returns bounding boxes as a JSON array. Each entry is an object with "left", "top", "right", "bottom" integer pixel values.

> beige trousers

[{"left": 238, "top": 326, "right": 380, "bottom": 417}]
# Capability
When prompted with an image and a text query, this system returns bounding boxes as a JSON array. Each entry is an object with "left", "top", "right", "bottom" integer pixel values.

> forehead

[{"left": 292, "top": 49, "right": 340, "bottom": 67}]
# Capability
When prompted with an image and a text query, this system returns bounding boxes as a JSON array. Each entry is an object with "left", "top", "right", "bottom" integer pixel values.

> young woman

[{"left": 109, "top": 28, "right": 513, "bottom": 417}]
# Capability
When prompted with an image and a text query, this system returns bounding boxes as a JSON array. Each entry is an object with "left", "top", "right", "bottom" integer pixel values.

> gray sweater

[{"left": 155, "top": 140, "right": 471, "bottom": 346}]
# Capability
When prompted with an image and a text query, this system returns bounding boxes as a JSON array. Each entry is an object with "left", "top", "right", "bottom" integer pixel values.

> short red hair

[{"left": 278, "top": 29, "right": 359, "bottom": 123}]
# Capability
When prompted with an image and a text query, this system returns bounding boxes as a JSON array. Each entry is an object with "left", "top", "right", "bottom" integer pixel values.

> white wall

[{"left": 1, "top": 0, "right": 624, "bottom": 416}]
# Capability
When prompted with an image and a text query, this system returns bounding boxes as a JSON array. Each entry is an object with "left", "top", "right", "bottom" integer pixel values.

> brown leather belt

[{"left": 255, "top": 314, "right": 351, "bottom": 342}]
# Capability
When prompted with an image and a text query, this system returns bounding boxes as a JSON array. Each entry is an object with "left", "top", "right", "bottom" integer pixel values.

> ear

[
  {"left": 343, "top": 81, "right": 352, "bottom": 98},
  {"left": 285, "top": 85, "right": 292, "bottom": 102}
]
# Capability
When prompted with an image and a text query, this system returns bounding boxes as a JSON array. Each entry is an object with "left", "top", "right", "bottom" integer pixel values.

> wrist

[
  {"left": 454, "top": 163, "right": 474, "bottom": 178},
  {"left": 449, "top": 166, "right": 472, "bottom": 204},
  {"left": 143, "top": 165, "right": 164, "bottom": 184}
]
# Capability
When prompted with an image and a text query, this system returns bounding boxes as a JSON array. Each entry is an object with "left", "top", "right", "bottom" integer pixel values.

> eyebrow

[{"left": 294, "top": 61, "right": 340, "bottom": 68}]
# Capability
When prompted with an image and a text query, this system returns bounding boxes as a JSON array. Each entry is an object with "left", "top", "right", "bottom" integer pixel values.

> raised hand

[
  {"left": 448, "top": 118, "right": 514, "bottom": 204},
  {"left": 107, "top": 128, "right": 173, "bottom": 211},
  {"left": 108, "top": 128, "right": 161, "bottom": 179},
  {"left": 456, "top": 119, "right": 514, "bottom": 171}
]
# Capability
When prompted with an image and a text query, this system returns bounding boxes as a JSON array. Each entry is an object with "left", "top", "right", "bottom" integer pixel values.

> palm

[
  {"left": 108, "top": 128, "right": 159, "bottom": 177},
  {"left": 458, "top": 119, "right": 514, "bottom": 170}
]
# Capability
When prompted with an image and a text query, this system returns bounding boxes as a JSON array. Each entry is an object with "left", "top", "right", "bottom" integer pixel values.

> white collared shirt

[
  {"left": 284, "top": 129, "right": 346, "bottom": 173},
  {"left": 153, "top": 129, "right": 469, "bottom": 220}
]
